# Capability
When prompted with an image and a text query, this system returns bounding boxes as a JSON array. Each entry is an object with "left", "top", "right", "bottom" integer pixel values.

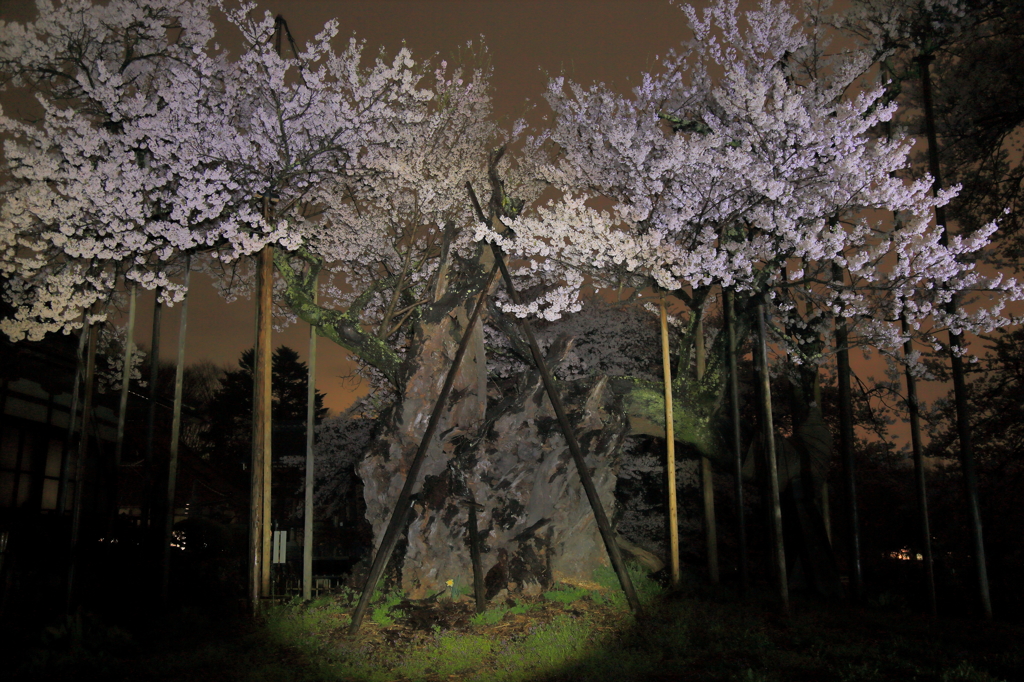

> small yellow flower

[{"left": 446, "top": 579, "right": 454, "bottom": 587}]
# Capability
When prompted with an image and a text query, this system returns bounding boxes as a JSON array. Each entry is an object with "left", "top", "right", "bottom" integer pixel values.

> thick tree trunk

[
  {"left": 359, "top": 305, "right": 631, "bottom": 598},
  {"left": 358, "top": 302, "right": 489, "bottom": 598},
  {"left": 756, "top": 302, "right": 789, "bottom": 615}
]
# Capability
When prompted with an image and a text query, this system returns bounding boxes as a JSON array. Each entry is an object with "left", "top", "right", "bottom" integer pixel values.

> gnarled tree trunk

[{"left": 359, "top": 308, "right": 630, "bottom": 598}]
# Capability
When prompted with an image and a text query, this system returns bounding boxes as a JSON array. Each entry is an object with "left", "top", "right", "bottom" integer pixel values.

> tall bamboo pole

[
  {"left": 302, "top": 283, "right": 318, "bottom": 602},
  {"left": 822, "top": 483, "right": 832, "bottom": 545},
  {"left": 725, "top": 290, "right": 749, "bottom": 592},
  {"left": 918, "top": 53, "right": 991, "bottom": 620},
  {"left": 108, "top": 285, "right": 138, "bottom": 539},
  {"left": 756, "top": 301, "right": 788, "bottom": 614},
  {"left": 833, "top": 263, "right": 863, "bottom": 602},
  {"left": 115, "top": 286, "right": 137, "bottom": 467},
  {"left": 144, "top": 292, "right": 163, "bottom": 532},
  {"left": 161, "top": 259, "right": 190, "bottom": 602},
  {"left": 660, "top": 293, "right": 680, "bottom": 587},
  {"left": 696, "top": 318, "right": 719, "bottom": 584},
  {"left": 815, "top": 370, "right": 828, "bottom": 547},
  {"left": 251, "top": 236, "right": 274, "bottom": 610},
  {"left": 902, "top": 317, "right": 937, "bottom": 617}
]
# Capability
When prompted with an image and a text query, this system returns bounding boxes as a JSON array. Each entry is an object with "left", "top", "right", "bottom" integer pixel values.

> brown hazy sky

[{"left": 0, "top": 0, "right": 696, "bottom": 414}]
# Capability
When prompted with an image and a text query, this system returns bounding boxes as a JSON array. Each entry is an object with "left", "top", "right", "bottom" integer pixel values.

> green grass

[
  {"left": 468, "top": 596, "right": 540, "bottom": 628},
  {"left": 10, "top": 579, "right": 1024, "bottom": 682},
  {"left": 592, "top": 560, "right": 666, "bottom": 607},
  {"left": 542, "top": 584, "right": 591, "bottom": 606},
  {"left": 490, "top": 613, "right": 594, "bottom": 680},
  {"left": 469, "top": 605, "right": 509, "bottom": 626},
  {"left": 369, "top": 589, "right": 405, "bottom": 627},
  {"left": 396, "top": 632, "right": 494, "bottom": 679}
]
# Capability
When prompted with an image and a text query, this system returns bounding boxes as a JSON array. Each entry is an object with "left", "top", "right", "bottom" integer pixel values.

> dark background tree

[
  {"left": 924, "top": 328, "right": 1024, "bottom": 615},
  {"left": 202, "top": 346, "right": 327, "bottom": 493}
]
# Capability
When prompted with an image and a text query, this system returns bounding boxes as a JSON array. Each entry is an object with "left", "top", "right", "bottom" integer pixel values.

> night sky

[
  {"left": 0, "top": 0, "right": 948, "bottom": 438},
  {"left": 0, "top": 0, "right": 697, "bottom": 414}
]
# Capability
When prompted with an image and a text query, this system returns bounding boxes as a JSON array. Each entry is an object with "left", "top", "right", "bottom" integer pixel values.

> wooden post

[
  {"left": 467, "top": 498, "right": 486, "bottom": 613},
  {"left": 58, "top": 327, "right": 89, "bottom": 515},
  {"left": 302, "top": 282, "right": 318, "bottom": 602},
  {"left": 902, "top": 317, "right": 937, "bottom": 617},
  {"left": 162, "top": 260, "right": 190, "bottom": 602},
  {"left": 725, "top": 290, "right": 748, "bottom": 593},
  {"left": 696, "top": 317, "right": 719, "bottom": 585},
  {"left": 833, "top": 263, "right": 863, "bottom": 602},
  {"left": 822, "top": 483, "right": 832, "bottom": 545},
  {"left": 251, "top": 238, "right": 274, "bottom": 611},
  {"left": 756, "top": 301, "right": 788, "bottom": 614},
  {"left": 144, "top": 292, "right": 162, "bottom": 532},
  {"left": 660, "top": 293, "right": 680, "bottom": 587}
]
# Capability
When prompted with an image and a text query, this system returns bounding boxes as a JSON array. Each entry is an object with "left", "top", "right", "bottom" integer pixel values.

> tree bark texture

[
  {"left": 250, "top": 243, "right": 273, "bottom": 610},
  {"left": 358, "top": 302, "right": 631, "bottom": 599}
]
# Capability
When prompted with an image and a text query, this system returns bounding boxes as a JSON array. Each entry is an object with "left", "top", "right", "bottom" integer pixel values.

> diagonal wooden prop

[
  {"left": 467, "top": 179, "right": 641, "bottom": 614},
  {"left": 348, "top": 264, "right": 499, "bottom": 633}
]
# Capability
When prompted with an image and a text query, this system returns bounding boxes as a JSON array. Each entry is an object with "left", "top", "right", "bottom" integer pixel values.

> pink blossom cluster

[{"left": 476, "top": 0, "right": 1020, "bottom": 357}]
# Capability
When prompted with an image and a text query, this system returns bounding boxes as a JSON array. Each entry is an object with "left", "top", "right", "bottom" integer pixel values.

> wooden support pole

[
  {"left": 67, "top": 320, "right": 98, "bottom": 612},
  {"left": 725, "top": 290, "right": 748, "bottom": 593},
  {"left": 756, "top": 301, "right": 789, "bottom": 615},
  {"left": 349, "top": 265, "right": 499, "bottom": 634},
  {"left": 822, "top": 483, "right": 832, "bottom": 545},
  {"left": 833, "top": 263, "right": 863, "bottom": 602},
  {"left": 467, "top": 498, "right": 486, "bottom": 613},
  {"left": 144, "top": 292, "right": 163, "bottom": 532},
  {"left": 491, "top": 246, "right": 642, "bottom": 614},
  {"left": 902, "top": 317, "right": 937, "bottom": 617},
  {"left": 58, "top": 327, "right": 89, "bottom": 515},
  {"left": 696, "top": 317, "right": 719, "bottom": 585},
  {"left": 660, "top": 293, "right": 680, "bottom": 587},
  {"left": 303, "top": 283, "right": 318, "bottom": 602},
  {"left": 162, "top": 259, "right": 190, "bottom": 602},
  {"left": 251, "top": 240, "right": 274, "bottom": 611}
]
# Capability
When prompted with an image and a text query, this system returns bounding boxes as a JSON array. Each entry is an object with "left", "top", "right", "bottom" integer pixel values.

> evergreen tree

[{"left": 203, "top": 346, "right": 327, "bottom": 485}]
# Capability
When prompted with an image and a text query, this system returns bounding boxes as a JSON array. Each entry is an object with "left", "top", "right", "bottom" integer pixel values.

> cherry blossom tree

[
  {"left": 0, "top": 0, "right": 595, "bottom": 600},
  {"left": 4, "top": 0, "right": 1021, "bottom": 602},
  {"left": 0, "top": 0, "right": 436, "bottom": 342},
  {"left": 837, "top": 0, "right": 1024, "bottom": 618},
  {"left": 476, "top": 0, "right": 1022, "bottom": 595}
]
